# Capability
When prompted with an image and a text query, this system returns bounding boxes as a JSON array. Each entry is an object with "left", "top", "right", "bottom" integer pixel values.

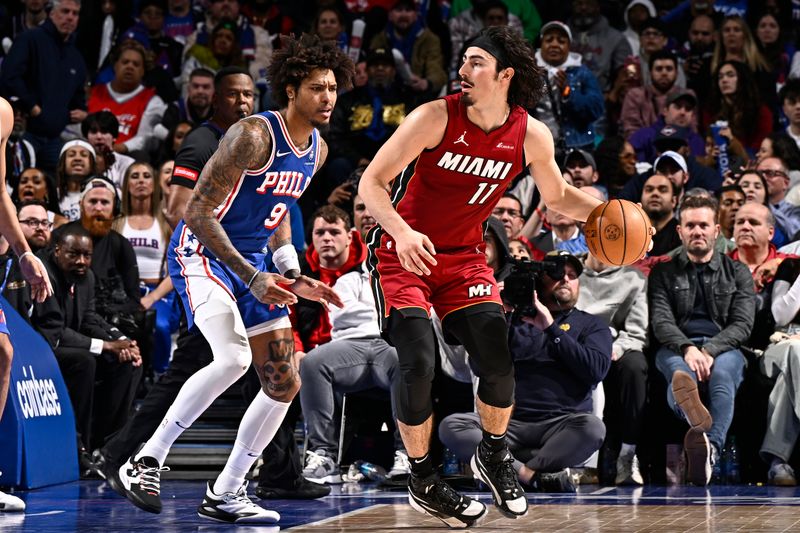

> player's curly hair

[
  {"left": 470, "top": 26, "right": 546, "bottom": 109},
  {"left": 268, "top": 33, "right": 355, "bottom": 108}
]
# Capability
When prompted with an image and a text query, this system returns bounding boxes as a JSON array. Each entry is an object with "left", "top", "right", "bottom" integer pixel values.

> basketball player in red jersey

[{"left": 359, "top": 27, "right": 605, "bottom": 527}]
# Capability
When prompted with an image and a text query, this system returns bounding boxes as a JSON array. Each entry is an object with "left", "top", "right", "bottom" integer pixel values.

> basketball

[{"left": 584, "top": 199, "right": 653, "bottom": 266}]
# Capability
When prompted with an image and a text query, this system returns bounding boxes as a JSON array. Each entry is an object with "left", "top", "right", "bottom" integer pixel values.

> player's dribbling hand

[
  {"left": 289, "top": 275, "right": 344, "bottom": 308},
  {"left": 250, "top": 272, "right": 298, "bottom": 305},
  {"left": 395, "top": 229, "right": 437, "bottom": 276},
  {"left": 19, "top": 253, "right": 53, "bottom": 303}
]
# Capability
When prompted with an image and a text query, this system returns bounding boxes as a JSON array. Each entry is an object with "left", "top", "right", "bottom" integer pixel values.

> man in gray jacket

[
  {"left": 578, "top": 252, "right": 648, "bottom": 485},
  {"left": 649, "top": 195, "right": 755, "bottom": 486},
  {"left": 568, "top": 0, "right": 632, "bottom": 92}
]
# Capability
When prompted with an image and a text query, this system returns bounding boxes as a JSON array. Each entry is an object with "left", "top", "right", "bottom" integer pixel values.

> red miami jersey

[
  {"left": 391, "top": 93, "right": 528, "bottom": 251},
  {"left": 88, "top": 84, "right": 157, "bottom": 143}
]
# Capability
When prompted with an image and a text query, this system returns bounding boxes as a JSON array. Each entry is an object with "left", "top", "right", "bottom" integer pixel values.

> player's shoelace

[
  {"left": 485, "top": 450, "right": 524, "bottom": 497},
  {"left": 304, "top": 451, "right": 328, "bottom": 472},
  {"left": 134, "top": 462, "right": 170, "bottom": 496},
  {"left": 421, "top": 479, "right": 467, "bottom": 511},
  {"left": 220, "top": 482, "right": 258, "bottom": 509}
]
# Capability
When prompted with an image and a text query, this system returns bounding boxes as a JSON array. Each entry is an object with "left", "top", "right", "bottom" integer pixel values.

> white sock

[
  {"left": 137, "top": 297, "right": 252, "bottom": 466},
  {"left": 620, "top": 443, "right": 637, "bottom": 457},
  {"left": 213, "top": 392, "right": 291, "bottom": 495},
  {"left": 136, "top": 413, "right": 191, "bottom": 465}
]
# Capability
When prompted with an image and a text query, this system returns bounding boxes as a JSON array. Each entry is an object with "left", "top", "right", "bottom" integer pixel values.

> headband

[
  {"left": 80, "top": 177, "right": 117, "bottom": 201},
  {"left": 60, "top": 139, "right": 96, "bottom": 160},
  {"left": 465, "top": 34, "right": 508, "bottom": 67}
]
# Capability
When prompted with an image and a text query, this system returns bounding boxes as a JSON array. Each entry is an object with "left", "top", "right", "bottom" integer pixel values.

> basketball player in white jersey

[{"left": 114, "top": 35, "right": 354, "bottom": 523}]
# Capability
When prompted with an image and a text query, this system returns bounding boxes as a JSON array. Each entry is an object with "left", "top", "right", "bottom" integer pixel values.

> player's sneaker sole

[{"left": 407, "top": 489, "right": 486, "bottom": 529}]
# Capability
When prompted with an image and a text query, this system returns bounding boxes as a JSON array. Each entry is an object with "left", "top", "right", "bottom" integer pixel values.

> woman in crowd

[
  {"left": 704, "top": 60, "right": 772, "bottom": 153},
  {"left": 113, "top": 162, "right": 179, "bottom": 375},
  {"left": 736, "top": 169, "right": 788, "bottom": 247},
  {"left": 12, "top": 167, "right": 67, "bottom": 227},
  {"left": 711, "top": 14, "right": 776, "bottom": 112},
  {"left": 595, "top": 136, "right": 638, "bottom": 199},
  {"left": 753, "top": 12, "right": 794, "bottom": 85},
  {"left": 156, "top": 120, "right": 193, "bottom": 163},
  {"left": 181, "top": 19, "right": 247, "bottom": 86},
  {"left": 158, "top": 159, "right": 174, "bottom": 216},
  {"left": 312, "top": 7, "right": 348, "bottom": 51}
]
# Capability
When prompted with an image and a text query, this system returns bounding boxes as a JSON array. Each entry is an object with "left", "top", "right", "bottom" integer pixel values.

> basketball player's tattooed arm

[
  {"left": 184, "top": 118, "right": 298, "bottom": 305},
  {"left": 265, "top": 138, "right": 343, "bottom": 308}
]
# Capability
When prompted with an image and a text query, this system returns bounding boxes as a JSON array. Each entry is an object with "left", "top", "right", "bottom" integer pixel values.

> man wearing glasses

[
  {"left": 757, "top": 157, "right": 800, "bottom": 241},
  {"left": 1, "top": 202, "right": 53, "bottom": 318}
]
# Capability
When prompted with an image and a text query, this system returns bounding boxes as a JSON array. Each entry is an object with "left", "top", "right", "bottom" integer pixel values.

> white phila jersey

[{"left": 171, "top": 110, "right": 321, "bottom": 258}]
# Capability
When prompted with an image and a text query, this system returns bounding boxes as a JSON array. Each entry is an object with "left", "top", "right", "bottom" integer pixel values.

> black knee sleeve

[
  {"left": 387, "top": 309, "right": 436, "bottom": 426},
  {"left": 444, "top": 305, "right": 515, "bottom": 408}
]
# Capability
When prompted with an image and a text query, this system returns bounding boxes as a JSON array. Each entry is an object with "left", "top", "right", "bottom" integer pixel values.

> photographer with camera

[{"left": 439, "top": 250, "right": 612, "bottom": 492}]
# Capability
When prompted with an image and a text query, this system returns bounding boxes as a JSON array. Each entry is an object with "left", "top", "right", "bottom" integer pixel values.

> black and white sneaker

[
  {"left": 117, "top": 454, "right": 169, "bottom": 513},
  {"left": 470, "top": 444, "right": 528, "bottom": 519},
  {"left": 408, "top": 474, "right": 486, "bottom": 529},
  {"left": 198, "top": 481, "right": 280, "bottom": 524}
]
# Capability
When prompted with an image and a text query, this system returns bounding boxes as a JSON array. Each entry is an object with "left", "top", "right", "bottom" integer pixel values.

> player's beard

[{"left": 82, "top": 212, "right": 114, "bottom": 237}]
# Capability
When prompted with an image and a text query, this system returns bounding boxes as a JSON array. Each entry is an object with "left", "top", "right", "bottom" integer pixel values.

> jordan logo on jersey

[
  {"left": 255, "top": 171, "right": 310, "bottom": 198},
  {"left": 454, "top": 130, "right": 469, "bottom": 146},
  {"left": 436, "top": 151, "right": 514, "bottom": 180}
]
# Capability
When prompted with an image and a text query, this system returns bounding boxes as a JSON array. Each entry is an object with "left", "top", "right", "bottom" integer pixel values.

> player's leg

[
  {"left": 0, "top": 332, "right": 25, "bottom": 513},
  {"left": 118, "top": 288, "right": 253, "bottom": 514},
  {"left": 387, "top": 308, "right": 486, "bottom": 528},
  {"left": 198, "top": 320, "right": 294, "bottom": 524},
  {"left": 97, "top": 324, "right": 213, "bottom": 487},
  {"left": 444, "top": 304, "right": 528, "bottom": 518}
]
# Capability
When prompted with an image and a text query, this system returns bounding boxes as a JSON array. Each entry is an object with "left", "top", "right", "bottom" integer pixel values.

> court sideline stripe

[{"left": 285, "top": 504, "right": 385, "bottom": 530}]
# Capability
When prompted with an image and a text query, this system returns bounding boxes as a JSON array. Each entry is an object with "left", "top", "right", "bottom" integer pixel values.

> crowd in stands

[{"left": 3, "top": 0, "right": 800, "bottom": 495}]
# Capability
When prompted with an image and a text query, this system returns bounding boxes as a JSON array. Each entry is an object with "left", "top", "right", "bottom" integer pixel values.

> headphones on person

[{"left": 80, "top": 174, "right": 121, "bottom": 217}]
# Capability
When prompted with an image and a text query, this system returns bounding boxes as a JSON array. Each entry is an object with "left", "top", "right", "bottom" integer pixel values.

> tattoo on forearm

[
  {"left": 262, "top": 338, "right": 296, "bottom": 396},
  {"left": 184, "top": 119, "right": 272, "bottom": 280}
]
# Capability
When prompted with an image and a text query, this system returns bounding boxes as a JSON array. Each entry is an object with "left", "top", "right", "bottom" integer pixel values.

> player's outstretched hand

[
  {"left": 250, "top": 272, "right": 298, "bottom": 305},
  {"left": 395, "top": 228, "right": 437, "bottom": 276},
  {"left": 289, "top": 275, "right": 344, "bottom": 308},
  {"left": 19, "top": 253, "right": 53, "bottom": 303}
]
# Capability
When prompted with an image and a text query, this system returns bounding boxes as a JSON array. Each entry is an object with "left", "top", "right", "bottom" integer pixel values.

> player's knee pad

[
  {"left": 387, "top": 310, "right": 436, "bottom": 425},
  {"left": 194, "top": 297, "right": 252, "bottom": 381},
  {"left": 444, "top": 306, "right": 515, "bottom": 408}
]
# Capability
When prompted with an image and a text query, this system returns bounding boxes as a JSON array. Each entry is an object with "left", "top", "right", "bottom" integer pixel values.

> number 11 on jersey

[{"left": 467, "top": 183, "right": 499, "bottom": 205}]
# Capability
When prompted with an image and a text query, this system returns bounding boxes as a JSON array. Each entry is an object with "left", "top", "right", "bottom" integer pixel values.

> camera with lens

[{"left": 501, "top": 256, "right": 565, "bottom": 318}]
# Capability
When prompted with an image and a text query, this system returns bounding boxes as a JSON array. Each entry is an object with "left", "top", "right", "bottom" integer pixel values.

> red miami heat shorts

[{"left": 367, "top": 230, "right": 502, "bottom": 330}]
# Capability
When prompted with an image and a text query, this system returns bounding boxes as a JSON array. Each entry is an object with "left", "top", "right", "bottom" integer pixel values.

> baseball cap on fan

[
  {"left": 654, "top": 124, "right": 690, "bottom": 152},
  {"left": 367, "top": 48, "right": 395, "bottom": 67},
  {"left": 544, "top": 249, "right": 583, "bottom": 277},
  {"left": 540, "top": 21, "right": 572, "bottom": 42},
  {"left": 654, "top": 150, "right": 687, "bottom": 174},
  {"left": 563, "top": 148, "right": 597, "bottom": 171}
]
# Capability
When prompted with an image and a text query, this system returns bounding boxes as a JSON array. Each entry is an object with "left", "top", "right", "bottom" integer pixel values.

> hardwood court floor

[{"left": 3, "top": 481, "right": 800, "bottom": 532}]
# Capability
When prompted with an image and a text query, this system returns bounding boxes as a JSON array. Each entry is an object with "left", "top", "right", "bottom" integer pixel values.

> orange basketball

[{"left": 584, "top": 199, "right": 653, "bottom": 266}]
